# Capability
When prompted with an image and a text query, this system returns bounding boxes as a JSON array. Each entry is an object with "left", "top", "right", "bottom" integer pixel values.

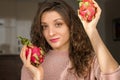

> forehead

[{"left": 41, "top": 11, "right": 63, "bottom": 22}]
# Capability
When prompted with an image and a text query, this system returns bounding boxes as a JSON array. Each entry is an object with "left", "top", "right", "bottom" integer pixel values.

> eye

[
  {"left": 41, "top": 24, "right": 48, "bottom": 30},
  {"left": 55, "top": 22, "right": 63, "bottom": 27}
]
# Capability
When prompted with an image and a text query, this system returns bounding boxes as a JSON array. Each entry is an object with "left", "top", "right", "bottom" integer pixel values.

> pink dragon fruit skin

[
  {"left": 25, "top": 46, "right": 44, "bottom": 64},
  {"left": 18, "top": 36, "right": 45, "bottom": 67},
  {"left": 39, "top": 57, "right": 44, "bottom": 63},
  {"left": 79, "top": 0, "right": 96, "bottom": 22},
  {"left": 87, "top": 6, "right": 96, "bottom": 21},
  {"left": 83, "top": 0, "right": 92, "bottom": 2}
]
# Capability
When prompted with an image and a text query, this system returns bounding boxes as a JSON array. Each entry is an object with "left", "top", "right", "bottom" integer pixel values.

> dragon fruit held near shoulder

[
  {"left": 78, "top": 0, "right": 97, "bottom": 22},
  {"left": 18, "top": 36, "right": 45, "bottom": 67}
]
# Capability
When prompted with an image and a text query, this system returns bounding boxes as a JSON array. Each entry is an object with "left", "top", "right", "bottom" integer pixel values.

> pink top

[{"left": 21, "top": 50, "right": 120, "bottom": 80}]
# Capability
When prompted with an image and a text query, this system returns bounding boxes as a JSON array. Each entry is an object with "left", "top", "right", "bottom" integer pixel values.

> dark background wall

[{"left": 104, "top": 0, "right": 120, "bottom": 63}]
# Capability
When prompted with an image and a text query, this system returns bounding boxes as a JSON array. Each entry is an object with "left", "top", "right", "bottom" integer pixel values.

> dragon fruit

[
  {"left": 78, "top": 0, "right": 96, "bottom": 22},
  {"left": 18, "top": 36, "right": 45, "bottom": 67}
]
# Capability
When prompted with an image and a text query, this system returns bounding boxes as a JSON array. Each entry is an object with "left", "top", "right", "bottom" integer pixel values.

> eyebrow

[
  {"left": 54, "top": 18, "right": 64, "bottom": 22},
  {"left": 41, "top": 18, "right": 64, "bottom": 24}
]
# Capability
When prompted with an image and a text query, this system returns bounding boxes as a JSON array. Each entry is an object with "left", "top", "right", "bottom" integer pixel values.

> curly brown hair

[{"left": 30, "top": 0, "right": 94, "bottom": 77}]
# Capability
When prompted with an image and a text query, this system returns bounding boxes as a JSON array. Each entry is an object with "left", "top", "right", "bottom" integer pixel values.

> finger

[
  {"left": 26, "top": 52, "right": 38, "bottom": 73},
  {"left": 24, "top": 48, "right": 32, "bottom": 68},
  {"left": 20, "top": 45, "right": 27, "bottom": 63},
  {"left": 92, "top": 0, "right": 101, "bottom": 12},
  {"left": 21, "top": 45, "right": 27, "bottom": 64},
  {"left": 27, "top": 48, "right": 32, "bottom": 64},
  {"left": 20, "top": 46, "right": 24, "bottom": 59},
  {"left": 92, "top": 1, "right": 101, "bottom": 22}
]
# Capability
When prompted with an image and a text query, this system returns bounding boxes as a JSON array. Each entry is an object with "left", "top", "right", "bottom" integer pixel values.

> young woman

[{"left": 20, "top": 0, "right": 120, "bottom": 80}]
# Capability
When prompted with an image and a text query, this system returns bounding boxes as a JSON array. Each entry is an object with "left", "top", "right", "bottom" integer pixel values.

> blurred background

[{"left": 0, "top": 0, "right": 120, "bottom": 80}]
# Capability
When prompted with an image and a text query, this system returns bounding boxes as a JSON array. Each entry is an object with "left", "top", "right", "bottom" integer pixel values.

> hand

[
  {"left": 20, "top": 45, "right": 44, "bottom": 80},
  {"left": 78, "top": 0, "right": 101, "bottom": 34}
]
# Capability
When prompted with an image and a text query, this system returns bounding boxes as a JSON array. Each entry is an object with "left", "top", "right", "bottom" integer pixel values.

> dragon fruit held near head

[
  {"left": 18, "top": 36, "right": 45, "bottom": 67},
  {"left": 78, "top": 0, "right": 97, "bottom": 22}
]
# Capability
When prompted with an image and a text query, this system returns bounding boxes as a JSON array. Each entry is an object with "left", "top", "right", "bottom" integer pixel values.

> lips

[{"left": 50, "top": 38, "right": 59, "bottom": 43}]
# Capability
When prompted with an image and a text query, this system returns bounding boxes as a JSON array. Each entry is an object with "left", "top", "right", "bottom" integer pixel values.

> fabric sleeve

[
  {"left": 21, "top": 66, "right": 33, "bottom": 80},
  {"left": 93, "top": 56, "right": 120, "bottom": 80},
  {"left": 100, "top": 66, "right": 120, "bottom": 80}
]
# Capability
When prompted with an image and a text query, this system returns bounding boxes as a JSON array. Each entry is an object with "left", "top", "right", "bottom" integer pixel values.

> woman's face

[{"left": 41, "top": 11, "right": 70, "bottom": 51}]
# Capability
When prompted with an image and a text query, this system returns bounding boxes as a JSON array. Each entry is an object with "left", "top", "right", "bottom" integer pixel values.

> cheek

[
  {"left": 61, "top": 29, "right": 70, "bottom": 40},
  {"left": 42, "top": 31, "right": 48, "bottom": 40},
  {"left": 64, "top": 28, "right": 70, "bottom": 36},
  {"left": 65, "top": 31, "right": 70, "bottom": 39}
]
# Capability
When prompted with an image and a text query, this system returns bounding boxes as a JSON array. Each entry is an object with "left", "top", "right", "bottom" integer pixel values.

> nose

[{"left": 48, "top": 26, "right": 56, "bottom": 36}]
